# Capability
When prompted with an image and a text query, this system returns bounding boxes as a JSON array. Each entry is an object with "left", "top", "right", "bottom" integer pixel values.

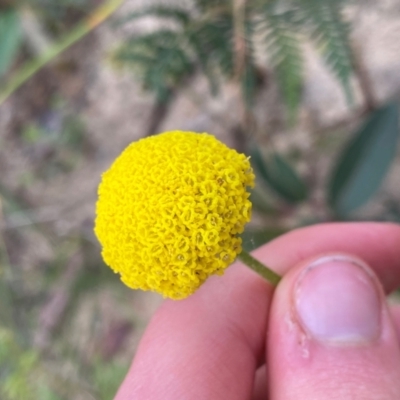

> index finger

[{"left": 115, "top": 222, "right": 400, "bottom": 399}]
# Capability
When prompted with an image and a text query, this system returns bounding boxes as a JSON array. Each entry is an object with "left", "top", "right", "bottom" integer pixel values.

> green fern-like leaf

[
  {"left": 112, "top": 0, "right": 356, "bottom": 119},
  {"left": 187, "top": 11, "right": 235, "bottom": 94},
  {"left": 186, "top": 26, "right": 220, "bottom": 95},
  {"left": 301, "top": 0, "right": 353, "bottom": 103},
  {"left": 189, "top": 13, "right": 235, "bottom": 77},
  {"left": 114, "top": 30, "right": 193, "bottom": 101},
  {"left": 260, "top": 4, "right": 303, "bottom": 122}
]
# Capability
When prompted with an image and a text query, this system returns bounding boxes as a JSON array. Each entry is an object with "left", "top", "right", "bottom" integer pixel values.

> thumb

[{"left": 268, "top": 254, "right": 400, "bottom": 399}]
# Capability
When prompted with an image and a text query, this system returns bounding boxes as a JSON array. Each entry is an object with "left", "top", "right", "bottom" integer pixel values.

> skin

[{"left": 115, "top": 222, "right": 400, "bottom": 399}]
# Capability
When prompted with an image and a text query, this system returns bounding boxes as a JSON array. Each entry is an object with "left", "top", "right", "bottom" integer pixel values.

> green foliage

[
  {"left": 113, "top": 0, "right": 355, "bottom": 121},
  {"left": 93, "top": 360, "right": 129, "bottom": 400},
  {"left": 251, "top": 146, "right": 309, "bottom": 204},
  {"left": 301, "top": 0, "right": 354, "bottom": 103},
  {"left": 190, "top": 12, "right": 235, "bottom": 78},
  {"left": 0, "top": 325, "right": 128, "bottom": 400},
  {"left": 0, "top": 0, "right": 92, "bottom": 81},
  {"left": 186, "top": 11, "right": 234, "bottom": 95},
  {"left": 0, "top": 329, "right": 41, "bottom": 400},
  {"left": 115, "top": 29, "right": 194, "bottom": 101},
  {"left": 259, "top": 3, "right": 303, "bottom": 121},
  {"left": 0, "top": 8, "right": 22, "bottom": 77},
  {"left": 114, "top": 5, "right": 237, "bottom": 100},
  {"left": 328, "top": 102, "right": 400, "bottom": 217}
]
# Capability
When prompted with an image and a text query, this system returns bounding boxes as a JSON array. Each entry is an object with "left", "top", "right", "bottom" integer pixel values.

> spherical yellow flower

[{"left": 94, "top": 131, "right": 255, "bottom": 299}]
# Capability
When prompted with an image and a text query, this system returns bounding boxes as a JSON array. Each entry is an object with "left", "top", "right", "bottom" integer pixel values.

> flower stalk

[{"left": 237, "top": 250, "right": 281, "bottom": 286}]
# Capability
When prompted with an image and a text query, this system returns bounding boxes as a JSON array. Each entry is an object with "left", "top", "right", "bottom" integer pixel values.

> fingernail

[{"left": 295, "top": 256, "right": 382, "bottom": 344}]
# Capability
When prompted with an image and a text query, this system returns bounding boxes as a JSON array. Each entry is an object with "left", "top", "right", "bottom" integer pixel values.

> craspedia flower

[{"left": 94, "top": 131, "right": 255, "bottom": 299}]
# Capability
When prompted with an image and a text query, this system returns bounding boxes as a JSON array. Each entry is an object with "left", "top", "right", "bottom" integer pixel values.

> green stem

[
  {"left": 0, "top": 0, "right": 125, "bottom": 105},
  {"left": 237, "top": 250, "right": 281, "bottom": 286}
]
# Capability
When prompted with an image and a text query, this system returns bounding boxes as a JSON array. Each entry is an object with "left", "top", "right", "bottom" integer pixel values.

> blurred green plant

[
  {"left": 0, "top": 329, "right": 43, "bottom": 400},
  {"left": 0, "top": 215, "right": 131, "bottom": 399},
  {"left": 0, "top": 0, "right": 125, "bottom": 104},
  {"left": 251, "top": 149, "right": 309, "bottom": 204},
  {"left": 0, "top": 8, "right": 22, "bottom": 78},
  {"left": 244, "top": 101, "right": 400, "bottom": 250},
  {"left": 0, "top": 0, "right": 90, "bottom": 78},
  {"left": 328, "top": 102, "right": 399, "bottom": 217},
  {"left": 0, "top": 327, "right": 128, "bottom": 400},
  {"left": 112, "top": 0, "right": 354, "bottom": 123}
]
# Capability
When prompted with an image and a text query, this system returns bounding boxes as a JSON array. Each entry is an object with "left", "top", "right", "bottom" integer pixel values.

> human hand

[{"left": 115, "top": 222, "right": 400, "bottom": 399}]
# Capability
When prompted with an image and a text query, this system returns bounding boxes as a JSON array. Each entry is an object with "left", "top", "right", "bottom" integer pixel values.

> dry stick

[
  {"left": 232, "top": 0, "right": 247, "bottom": 80},
  {"left": 351, "top": 41, "right": 377, "bottom": 113},
  {"left": 232, "top": 0, "right": 257, "bottom": 151},
  {"left": 0, "top": 0, "right": 125, "bottom": 106}
]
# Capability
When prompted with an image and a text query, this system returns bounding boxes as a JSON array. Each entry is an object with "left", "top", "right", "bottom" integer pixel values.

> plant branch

[
  {"left": 351, "top": 41, "right": 377, "bottom": 112},
  {"left": 232, "top": 0, "right": 247, "bottom": 79}
]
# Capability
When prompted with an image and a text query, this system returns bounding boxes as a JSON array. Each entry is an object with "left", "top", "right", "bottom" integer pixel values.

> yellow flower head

[{"left": 94, "top": 131, "right": 254, "bottom": 299}]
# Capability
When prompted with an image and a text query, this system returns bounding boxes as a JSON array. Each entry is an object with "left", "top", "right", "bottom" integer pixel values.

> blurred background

[{"left": 1, "top": 0, "right": 400, "bottom": 398}]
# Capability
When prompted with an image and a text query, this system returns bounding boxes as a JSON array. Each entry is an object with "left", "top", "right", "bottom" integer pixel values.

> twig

[
  {"left": 351, "top": 41, "right": 377, "bottom": 112},
  {"left": 0, "top": 0, "right": 125, "bottom": 105},
  {"left": 144, "top": 89, "right": 177, "bottom": 137},
  {"left": 232, "top": 0, "right": 247, "bottom": 79}
]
